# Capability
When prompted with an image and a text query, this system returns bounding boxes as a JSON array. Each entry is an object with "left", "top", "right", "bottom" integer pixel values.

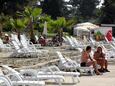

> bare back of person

[{"left": 81, "top": 51, "right": 94, "bottom": 67}]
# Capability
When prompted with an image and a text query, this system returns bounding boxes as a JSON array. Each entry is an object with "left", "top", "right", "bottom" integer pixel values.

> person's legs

[
  {"left": 104, "top": 59, "right": 108, "bottom": 69},
  {"left": 87, "top": 60, "right": 101, "bottom": 75},
  {"left": 104, "top": 59, "right": 110, "bottom": 72},
  {"left": 96, "top": 59, "right": 104, "bottom": 70},
  {"left": 93, "top": 60, "right": 101, "bottom": 75}
]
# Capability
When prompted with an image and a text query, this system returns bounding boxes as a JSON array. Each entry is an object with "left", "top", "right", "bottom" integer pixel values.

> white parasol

[{"left": 43, "top": 21, "right": 47, "bottom": 36}]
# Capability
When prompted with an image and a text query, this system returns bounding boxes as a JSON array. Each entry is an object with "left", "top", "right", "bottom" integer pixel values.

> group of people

[
  {"left": 2, "top": 33, "right": 63, "bottom": 47},
  {"left": 81, "top": 46, "right": 110, "bottom": 75},
  {"left": 38, "top": 35, "right": 47, "bottom": 46},
  {"left": 38, "top": 34, "right": 63, "bottom": 46},
  {"left": 52, "top": 34, "right": 63, "bottom": 46}
]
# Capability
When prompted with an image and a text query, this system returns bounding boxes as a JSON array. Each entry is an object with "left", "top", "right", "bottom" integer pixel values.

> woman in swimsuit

[{"left": 94, "top": 47, "right": 110, "bottom": 72}]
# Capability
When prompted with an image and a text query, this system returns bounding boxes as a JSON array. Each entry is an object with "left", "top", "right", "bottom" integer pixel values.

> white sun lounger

[
  {"left": 0, "top": 38, "right": 12, "bottom": 52},
  {"left": 20, "top": 65, "right": 80, "bottom": 84},
  {"left": 2, "top": 65, "right": 64, "bottom": 86},
  {"left": 21, "top": 34, "right": 49, "bottom": 57},
  {"left": 0, "top": 74, "right": 45, "bottom": 86},
  {"left": 70, "top": 36, "right": 88, "bottom": 48},
  {"left": 64, "top": 36, "right": 83, "bottom": 52},
  {"left": 56, "top": 51, "right": 95, "bottom": 75},
  {"left": 10, "top": 40, "right": 31, "bottom": 57},
  {"left": 0, "top": 67, "right": 45, "bottom": 86}
]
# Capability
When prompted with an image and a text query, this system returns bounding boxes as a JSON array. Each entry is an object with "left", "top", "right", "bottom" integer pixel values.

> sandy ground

[
  {"left": 46, "top": 65, "right": 115, "bottom": 86},
  {"left": 0, "top": 46, "right": 115, "bottom": 86},
  {"left": 77, "top": 65, "right": 115, "bottom": 86}
]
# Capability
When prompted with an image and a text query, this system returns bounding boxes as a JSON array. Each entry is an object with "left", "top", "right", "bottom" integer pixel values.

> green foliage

[
  {"left": 47, "top": 33, "right": 56, "bottom": 38},
  {"left": 49, "top": 17, "right": 66, "bottom": 33},
  {"left": 40, "top": 15, "right": 52, "bottom": 22},
  {"left": 96, "top": 31, "right": 102, "bottom": 36},
  {"left": 65, "top": 17, "right": 77, "bottom": 35},
  {"left": 3, "top": 21, "right": 12, "bottom": 31},
  {"left": 56, "top": 17, "right": 66, "bottom": 28},
  {"left": 16, "top": 7, "right": 42, "bottom": 32},
  {"left": 66, "top": 17, "right": 77, "bottom": 28},
  {"left": 68, "top": 0, "right": 100, "bottom": 21},
  {"left": 0, "top": 13, "right": 6, "bottom": 24},
  {"left": 100, "top": 0, "right": 115, "bottom": 36},
  {"left": 42, "top": 0, "right": 65, "bottom": 19},
  {"left": 19, "top": 7, "right": 42, "bottom": 40},
  {"left": 0, "top": 13, "right": 11, "bottom": 31},
  {"left": 39, "top": 16, "right": 77, "bottom": 35},
  {"left": 17, "top": 7, "right": 42, "bottom": 22},
  {"left": 0, "top": 0, "right": 37, "bottom": 16},
  {"left": 100, "top": 0, "right": 115, "bottom": 23},
  {"left": 10, "top": 18, "right": 28, "bottom": 30},
  {"left": 39, "top": 16, "right": 66, "bottom": 33},
  {"left": 78, "top": 0, "right": 99, "bottom": 18},
  {"left": 36, "top": 15, "right": 52, "bottom": 32}
]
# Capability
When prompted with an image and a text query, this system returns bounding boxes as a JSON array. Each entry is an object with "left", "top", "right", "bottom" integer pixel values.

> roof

[{"left": 74, "top": 22, "right": 99, "bottom": 30}]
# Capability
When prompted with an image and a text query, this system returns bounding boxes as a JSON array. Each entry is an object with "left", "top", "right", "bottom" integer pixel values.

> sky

[{"left": 97, "top": 0, "right": 104, "bottom": 8}]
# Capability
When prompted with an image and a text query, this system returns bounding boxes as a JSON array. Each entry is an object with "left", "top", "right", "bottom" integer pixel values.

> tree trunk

[
  {"left": 17, "top": 30, "right": 21, "bottom": 41},
  {"left": 29, "top": 20, "right": 36, "bottom": 44},
  {"left": 15, "top": 29, "right": 21, "bottom": 41},
  {"left": 0, "top": 24, "right": 3, "bottom": 38},
  {"left": 57, "top": 28, "right": 63, "bottom": 45}
]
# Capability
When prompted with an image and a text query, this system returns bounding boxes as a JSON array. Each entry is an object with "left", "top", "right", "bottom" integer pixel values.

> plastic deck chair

[
  {"left": 2, "top": 65, "right": 64, "bottom": 86},
  {"left": 0, "top": 75, "right": 45, "bottom": 86},
  {"left": 20, "top": 65, "right": 80, "bottom": 84},
  {"left": 0, "top": 38, "right": 12, "bottom": 52},
  {"left": 11, "top": 40, "right": 30, "bottom": 57},
  {"left": 56, "top": 51, "right": 95, "bottom": 75}
]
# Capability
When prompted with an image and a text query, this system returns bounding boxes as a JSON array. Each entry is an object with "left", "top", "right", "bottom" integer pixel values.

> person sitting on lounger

[
  {"left": 3, "top": 33, "right": 10, "bottom": 44},
  {"left": 39, "top": 36, "right": 47, "bottom": 46},
  {"left": 81, "top": 46, "right": 101, "bottom": 75},
  {"left": 94, "top": 46, "right": 110, "bottom": 72}
]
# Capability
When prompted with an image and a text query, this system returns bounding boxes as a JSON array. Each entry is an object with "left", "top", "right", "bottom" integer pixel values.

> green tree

[
  {"left": 78, "top": 0, "right": 99, "bottom": 18},
  {"left": 69, "top": 0, "right": 99, "bottom": 21},
  {"left": 38, "top": 15, "right": 52, "bottom": 33},
  {"left": 100, "top": 0, "right": 115, "bottom": 36},
  {"left": 17, "top": 7, "right": 42, "bottom": 43},
  {"left": 0, "top": 13, "right": 10, "bottom": 37},
  {"left": 100, "top": 0, "right": 115, "bottom": 24},
  {"left": 10, "top": 18, "right": 28, "bottom": 40},
  {"left": 41, "top": 0, "right": 65, "bottom": 19},
  {"left": 0, "top": 0, "right": 37, "bottom": 16},
  {"left": 39, "top": 16, "right": 66, "bottom": 34},
  {"left": 49, "top": 17, "right": 66, "bottom": 33}
]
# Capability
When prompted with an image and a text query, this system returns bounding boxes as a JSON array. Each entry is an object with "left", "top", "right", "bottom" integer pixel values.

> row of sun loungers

[
  {"left": 0, "top": 33, "right": 115, "bottom": 58},
  {"left": 63, "top": 36, "right": 115, "bottom": 59},
  {"left": 0, "top": 34, "right": 49, "bottom": 58},
  {"left": 0, "top": 34, "right": 115, "bottom": 85},
  {"left": 0, "top": 65, "right": 80, "bottom": 86}
]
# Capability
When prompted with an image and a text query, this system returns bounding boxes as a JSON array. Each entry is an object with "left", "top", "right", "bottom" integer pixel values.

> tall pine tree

[
  {"left": 100, "top": 0, "right": 115, "bottom": 24},
  {"left": 41, "top": 0, "right": 65, "bottom": 19},
  {"left": 78, "top": 0, "right": 99, "bottom": 18},
  {"left": 69, "top": 0, "right": 99, "bottom": 21},
  {"left": 0, "top": 0, "right": 36, "bottom": 16}
]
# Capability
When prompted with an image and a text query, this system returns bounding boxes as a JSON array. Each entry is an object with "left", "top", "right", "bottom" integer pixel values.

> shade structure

[
  {"left": 77, "top": 22, "right": 99, "bottom": 30},
  {"left": 75, "top": 27, "right": 90, "bottom": 32},
  {"left": 73, "top": 26, "right": 90, "bottom": 37},
  {"left": 43, "top": 21, "right": 47, "bottom": 36}
]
